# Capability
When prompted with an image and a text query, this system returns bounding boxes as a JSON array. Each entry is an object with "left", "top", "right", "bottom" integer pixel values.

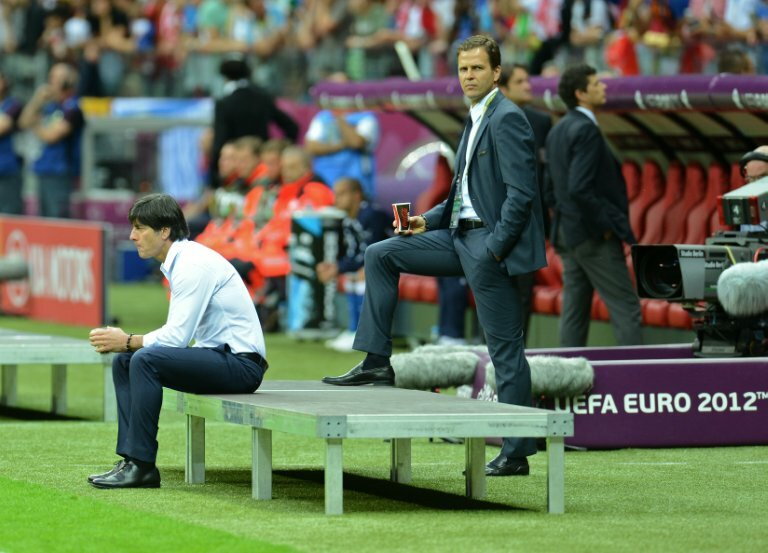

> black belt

[
  {"left": 235, "top": 351, "right": 269, "bottom": 370},
  {"left": 458, "top": 218, "right": 485, "bottom": 230}
]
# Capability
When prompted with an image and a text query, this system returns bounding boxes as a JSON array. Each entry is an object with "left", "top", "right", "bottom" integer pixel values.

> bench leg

[
  {"left": 465, "top": 437, "right": 486, "bottom": 500},
  {"left": 325, "top": 438, "right": 343, "bottom": 515},
  {"left": 390, "top": 438, "right": 412, "bottom": 484},
  {"left": 1, "top": 364, "right": 18, "bottom": 407},
  {"left": 102, "top": 357, "right": 116, "bottom": 422},
  {"left": 186, "top": 415, "right": 205, "bottom": 484},
  {"left": 547, "top": 436, "right": 565, "bottom": 514},
  {"left": 253, "top": 428, "right": 272, "bottom": 500},
  {"left": 51, "top": 364, "right": 67, "bottom": 416}
]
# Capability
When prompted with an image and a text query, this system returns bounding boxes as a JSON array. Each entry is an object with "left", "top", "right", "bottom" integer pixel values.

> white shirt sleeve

[
  {"left": 305, "top": 114, "right": 325, "bottom": 142},
  {"left": 355, "top": 115, "right": 379, "bottom": 153}
]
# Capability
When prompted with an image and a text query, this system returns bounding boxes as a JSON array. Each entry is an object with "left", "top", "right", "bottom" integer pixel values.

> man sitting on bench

[{"left": 88, "top": 193, "right": 268, "bottom": 489}]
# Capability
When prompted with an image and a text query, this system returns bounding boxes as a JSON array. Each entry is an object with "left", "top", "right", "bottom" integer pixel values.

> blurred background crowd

[{"left": 1, "top": 0, "right": 767, "bottom": 102}]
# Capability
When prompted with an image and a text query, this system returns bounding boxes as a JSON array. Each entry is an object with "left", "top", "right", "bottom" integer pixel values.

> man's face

[
  {"left": 744, "top": 160, "right": 768, "bottom": 183},
  {"left": 261, "top": 151, "right": 282, "bottom": 182},
  {"left": 48, "top": 64, "right": 73, "bottom": 100},
  {"left": 235, "top": 147, "right": 259, "bottom": 179},
  {"left": 218, "top": 145, "right": 238, "bottom": 179},
  {"left": 577, "top": 74, "right": 607, "bottom": 109},
  {"left": 503, "top": 67, "right": 532, "bottom": 105},
  {"left": 458, "top": 47, "right": 500, "bottom": 105},
  {"left": 281, "top": 153, "right": 306, "bottom": 184},
  {"left": 129, "top": 221, "right": 168, "bottom": 260},
  {"left": 333, "top": 180, "right": 360, "bottom": 214}
]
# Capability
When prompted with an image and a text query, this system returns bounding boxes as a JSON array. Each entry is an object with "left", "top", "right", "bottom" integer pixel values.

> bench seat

[{"left": 163, "top": 381, "right": 574, "bottom": 515}]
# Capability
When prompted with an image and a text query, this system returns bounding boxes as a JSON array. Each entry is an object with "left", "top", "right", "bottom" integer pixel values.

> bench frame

[
  {"left": 165, "top": 384, "right": 573, "bottom": 515},
  {"left": 0, "top": 331, "right": 115, "bottom": 421}
]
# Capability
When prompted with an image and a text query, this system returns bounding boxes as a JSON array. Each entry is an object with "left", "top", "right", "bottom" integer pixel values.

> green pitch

[{"left": 0, "top": 283, "right": 766, "bottom": 553}]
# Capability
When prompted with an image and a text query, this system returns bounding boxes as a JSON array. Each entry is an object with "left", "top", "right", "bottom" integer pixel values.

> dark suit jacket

[
  {"left": 522, "top": 105, "right": 552, "bottom": 239},
  {"left": 545, "top": 109, "right": 635, "bottom": 249},
  {"left": 423, "top": 91, "right": 547, "bottom": 276},
  {"left": 210, "top": 84, "right": 299, "bottom": 187}
]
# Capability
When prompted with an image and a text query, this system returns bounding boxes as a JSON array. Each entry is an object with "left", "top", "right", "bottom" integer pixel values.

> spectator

[
  {"left": 19, "top": 62, "right": 84, "bottom": 219},
  {"left": 296, "top": 0, "right": 351, "bottom": 85},
  {"left": 345, "top": 0, "right": 393, "bottom": 81},
  {"left": 318, "top": 177, "right": 390, "bottom": 351},
  {"left": 717, "top": 47, "right": 756, "bottom": 73},
  {"left": 0, "top": 70, "right": 24, "bottom": 215},
  {"left": 737, "top": 145, "right": 768, "bottom": 231},
  {"left": 304, "top": 106, "right": 379, "bottom": 202},
  {"left": 209, "top": 56, "right": 298, "bottom": 188},
  {"left": 87, "top": 0, "right": 135, "bottom": 96},
  {"left": 546, "top": 64, "right": 642, "bottom": 347}
]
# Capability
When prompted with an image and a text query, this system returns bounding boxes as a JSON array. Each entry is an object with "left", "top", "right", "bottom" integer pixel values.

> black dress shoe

[
  {"left": 87, "top": 459, "right": 128, "bottom": 483},
  {"left": 90, "top": 461, "right": 161, "bottom": 489},
  {"left": 322, "top": 361, "right": 395, "bottom": 386},
  {"left": 485, "top": 454, "right": 529, "bottom": 477}
]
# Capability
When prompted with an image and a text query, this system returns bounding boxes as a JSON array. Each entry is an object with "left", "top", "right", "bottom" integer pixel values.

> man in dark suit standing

[
  {"left": 210, "top": 57, "right": 299, "bottom": 188},
  {"left": 546, "top": 64, "right": 642, "bottom": 347},
  {"left": 500, "top": 63, "right": 553, "bottom": 343},
  {"left": 323, "top": 35, "right": 547, "bottom": 477}
]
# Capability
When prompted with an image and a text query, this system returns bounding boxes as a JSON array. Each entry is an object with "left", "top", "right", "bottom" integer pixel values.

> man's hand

[
  {"left": 89, "top": 326, "right": 128, "bottom": 353},
  {"left": 395, "top": 215, "right": 427, "bottom": 236},
  {"left": 316, "top": 261, "right": 339, "bottom": 283}
]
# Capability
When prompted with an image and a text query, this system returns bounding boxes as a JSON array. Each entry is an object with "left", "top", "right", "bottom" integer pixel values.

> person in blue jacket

[
  {"left": 19, "top": 63, "right": 84, "bottom": 218},
  {"left": 0, "top": 70, "right": 24, "bottom": 215}
]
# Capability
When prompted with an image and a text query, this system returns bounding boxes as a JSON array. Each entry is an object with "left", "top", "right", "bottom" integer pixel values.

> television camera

[{"left": 631, "top": 177, "right": 768, "bottom": 358}]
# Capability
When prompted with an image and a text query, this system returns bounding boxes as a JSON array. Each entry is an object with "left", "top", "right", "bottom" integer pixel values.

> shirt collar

[
  {"left": 575, "top": 106, "right": 598, "bottom": 126},
  {"left": 222, "top": 79, "right": 250, "bottom": 97},
  {"left": 160, "top": 239, "right": 186, "bottom": 276},
  {"left": 470, "top": 87, "right": 498, "bottom": 124}
]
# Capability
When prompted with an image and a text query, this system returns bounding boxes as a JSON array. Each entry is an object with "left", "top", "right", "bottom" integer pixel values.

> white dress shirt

[
  {"left": 459, "top": 87, "right": 498, "bottom": 220},
  {"left": 143, "top": 240, "right": 266, "bottom": 358},
  {"left": 575, "top": 106, "right": 598, "bottom": 126}
]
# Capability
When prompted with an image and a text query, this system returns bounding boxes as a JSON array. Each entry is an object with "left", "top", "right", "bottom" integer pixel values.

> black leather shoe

[
  {"left": 322, "top": 361, "right": 395, "bottom": 386},
  {"left": 485, "top": 454, "right": 529, "bottom": 477},
  {"left": 87, "top": 459, "right": 127, "bottom": 483},
  {"left": 90, "top": 461, "right": 161, "bottom": 489}
]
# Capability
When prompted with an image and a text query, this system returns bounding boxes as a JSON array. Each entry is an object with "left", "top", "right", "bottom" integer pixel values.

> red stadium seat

[
  {"left": 667, "top": 303, "right": 693, "bottom": 329},
  {"left": 623, "top": 160, "right": 642, "bottom": 203},
  {"left": 641, "top": 160, "right": 683, "bottom": 245},
  {"left": 681, "top": 162, "right": 709, "bottom": 244},
  {"left": 642, "top": 299, "right": 669, "bottom": 327},
  {"left": 686, "top": 163, "right": 729, "bottom": 243},
  {"left": 629, "top": 160, "right": 665, "bottom": 241}
]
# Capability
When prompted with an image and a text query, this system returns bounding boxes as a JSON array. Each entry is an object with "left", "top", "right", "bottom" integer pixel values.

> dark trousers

[
  {"left": 37, "top": 175, "right": 73, "bottom": 218},
  {"left": 512, "top": 271, "right": 535, "bottom": 345},
  {"left": 353, "top": 228, "right": 536, "bottom": 459},
  {"left": 0, "top": 174, "right": 23, "bottom": 215},
  {"left": 558, "top": 234, "right": 643, "bottom": 347},
  {"left": 112, "top": 344, "right": 266, "bottom": 463},
  {"left": 437, "top": 276, "right": 468, "bottom": 339}
]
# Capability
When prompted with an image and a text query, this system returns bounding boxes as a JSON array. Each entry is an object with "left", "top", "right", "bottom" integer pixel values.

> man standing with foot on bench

[
  {"left": 322, "top": 35, "right": 547, "bottom": 477},
  {"left": 88, "top": 193, "right": 268, "bottom": 489}
]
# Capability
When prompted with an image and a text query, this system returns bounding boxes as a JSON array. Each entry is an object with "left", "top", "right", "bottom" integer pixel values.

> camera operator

[{"left": 738, "top": 145, "right": 768, "bottom": 231}]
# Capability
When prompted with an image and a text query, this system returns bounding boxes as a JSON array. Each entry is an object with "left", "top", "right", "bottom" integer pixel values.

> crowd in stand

[{"left": 2, "top": 0, "right": 768, "bottom": 102}]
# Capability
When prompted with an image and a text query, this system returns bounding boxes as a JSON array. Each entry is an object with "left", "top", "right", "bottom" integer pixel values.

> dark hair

[
  {"left": 558, "top": 64, "right": 596, "bottom": 110},
  {"left": 128, "top": 194, "right": 189, "bottom": 241},
  {"left": 219, "top": 57, "right": 251, "bottom": 81},
  {"left": 499, "top": 63, "right": 529, "bottom": 88},
  {"left": 456, "top": 35, "right": 501, "bottom": 70},
  {"left": 717, "top": 49, "right": 754, "bottom": 74}
]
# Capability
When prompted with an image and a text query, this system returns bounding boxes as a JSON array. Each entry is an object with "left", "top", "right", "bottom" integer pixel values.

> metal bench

[
  {"left": 0, "top": 329, "right": 115, "bottom": 421},
  {"left": 163, "top": 381, "right": 574, "bottom": 515}
]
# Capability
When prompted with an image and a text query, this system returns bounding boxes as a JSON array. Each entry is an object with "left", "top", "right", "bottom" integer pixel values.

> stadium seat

[
  {"left": 641, "top": 160, "right": 683, "bottom": 245},
  {"left": 684, "top": 162, "right": 729, "bottom": 243},
  {"left": 629, "top": 160, "right": 665, "bottom": 241},
  {"left": 681, "top": 162, "right": 709, "bottom": 244}
]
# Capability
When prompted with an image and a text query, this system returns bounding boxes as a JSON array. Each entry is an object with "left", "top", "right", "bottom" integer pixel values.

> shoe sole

[{"left": 89, "top": 481, "right": 161, "bottom": 489}]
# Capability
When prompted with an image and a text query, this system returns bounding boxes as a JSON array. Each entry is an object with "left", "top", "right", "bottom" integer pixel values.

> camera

[{"left": 631, "top": 179, "right": 768, "bottom": 358}]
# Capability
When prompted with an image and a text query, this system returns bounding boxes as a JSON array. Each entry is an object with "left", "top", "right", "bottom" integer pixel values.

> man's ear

[{"left": 161, "top": 227, "right": 171, "bottom": 240}]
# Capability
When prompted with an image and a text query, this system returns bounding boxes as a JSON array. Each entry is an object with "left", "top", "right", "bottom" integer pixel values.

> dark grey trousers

[
  {"left": 353, "top": 228, "right": 536, "bottom": 459},
  {"left": 558, "top": 234, "right": 643, "bottom": 347},
  {"left": 112, "top": 345, "right": 266, "bottom": 463}
]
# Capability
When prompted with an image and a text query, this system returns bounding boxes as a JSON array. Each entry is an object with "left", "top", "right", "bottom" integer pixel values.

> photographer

[{"left": 739, "top": 146, "right": 768, "bottom": 231}]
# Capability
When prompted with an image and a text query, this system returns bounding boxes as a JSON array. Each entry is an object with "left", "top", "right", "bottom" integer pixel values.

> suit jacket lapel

[
  {"left": 454, "top": 117, "right": 472, "bottom": 176},
  {"left": 466, "top": 91, "right": 500, "bottom": 166}
]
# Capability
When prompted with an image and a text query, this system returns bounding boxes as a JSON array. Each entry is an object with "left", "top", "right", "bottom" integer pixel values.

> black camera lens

[{"left": 637, "top": 246, "right": 683, "bottom": 299}]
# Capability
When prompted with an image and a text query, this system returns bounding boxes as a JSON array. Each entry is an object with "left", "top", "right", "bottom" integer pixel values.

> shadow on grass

[
  {"left": 163, "top": 467, "right": 528, "bottom": 513},
  {"left": 0, "top": 405, "right": 86, "bottom": 421}
]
